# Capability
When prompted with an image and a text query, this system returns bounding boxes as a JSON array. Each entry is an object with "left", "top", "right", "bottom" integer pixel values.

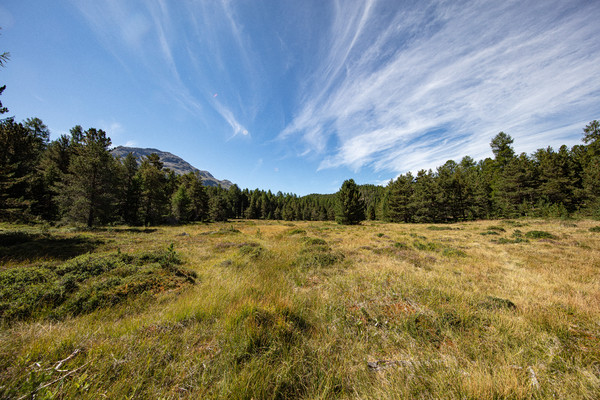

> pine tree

[
  {"left": 410, "top": 170, "right": 438, "bottom": 222},
  {"left": 335, "top": 179, "right": 365, "bottom": 225},
  {"left": 493, "top": 153, "right": 538, "bottom": 217},
  {"left": 57, "top": 128, "right": 116, "bottom": 226},
  {"left": 171, "top": 184, "right": 192, "bottom": 223},
  {"left": 0, "top": 118, "right": 49, "bottom": 220},
  {"left": 138, "top": 153, "right": 169, "bottom": 225},
  {"left": 582, "top": 120, "right": 600, "bottom": 157},
  {"left": 209, "top": 193, "right": 228, "bottom": 221},
  {"left": 227, "top": 184, "right": 243, "bottom": 218},
  {"left": 116, "top": 152, "right": 142, "bottom": 225},
  {"left": 490, "top": 132, "right": 516, "bottom": 168},
  {"left": 534, "top": 145, "right": 579, "bottom": 213},
  {"left": 387, "top": 173, "right": 414, "bottom": 222},
  {"left": 581, "top": 121, "right": 600, "bottom": 214},
  {"left": 186, "top": 172, "right": 208, "bottom": 221}
]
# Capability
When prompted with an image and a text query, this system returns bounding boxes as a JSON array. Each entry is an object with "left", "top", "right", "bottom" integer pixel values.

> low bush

[
  {"left": 296, "top": 249, "right": 343, "bottom": 269},
  {"left": 0, "top": 246, "right": 196, "bottom": 324},
  {"left": 238, "top": 243, "right": 265, "bottom": 258},
  {"left": 413, "top": 240, "right": 441, "bottom": 252},
  {"left": 295, "top": 237, "right": 343, "bottom": 269},
  {"left": 525, "top": 230, "right": 557, "bottom": 239}
]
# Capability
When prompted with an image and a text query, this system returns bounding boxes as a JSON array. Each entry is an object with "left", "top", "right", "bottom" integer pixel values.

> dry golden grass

[{"left": 1, "top": 219, "right": 599, "bottom": 399}]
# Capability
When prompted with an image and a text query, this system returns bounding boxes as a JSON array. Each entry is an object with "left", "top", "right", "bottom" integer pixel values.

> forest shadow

[
  {"left": 0, "top": 231, "right": 103, "bottom": 262},
  {"left": 72, "top": 227, "right": 158, "bottom": 234}
]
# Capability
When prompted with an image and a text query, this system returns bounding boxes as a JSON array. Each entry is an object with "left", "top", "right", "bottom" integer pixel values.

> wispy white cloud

[
  {"left": 214, "top": 99, "right": 250, "bottom": 139},
  {"left": 71, "top": 0, "right": 252, "bottom": 138},
  {"left": 281, "top": 0, "right": 600, "bottom": 174}
]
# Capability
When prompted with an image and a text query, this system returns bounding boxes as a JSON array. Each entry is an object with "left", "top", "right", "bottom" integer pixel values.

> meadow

[{"left": 1, "top": 219, "right": 599, "bottom": 399}]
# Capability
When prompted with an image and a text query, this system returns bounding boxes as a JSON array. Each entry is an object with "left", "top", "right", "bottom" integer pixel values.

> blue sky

[{"left": 1, "top": 0, "right": 600, "bottom": 195}]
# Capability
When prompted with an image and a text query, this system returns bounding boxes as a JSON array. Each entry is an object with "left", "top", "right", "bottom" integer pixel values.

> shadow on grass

[
  {"left": 66, "top": 227, "right": 158, "bottom": 234},
  {"left": 0, "top": 231, "right": 103, "bottom": 261}
]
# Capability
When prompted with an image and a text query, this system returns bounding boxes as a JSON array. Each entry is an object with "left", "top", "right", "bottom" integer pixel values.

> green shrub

[
  {"left": 296, "top": 250, "right": 343, "bottom": 269},
  {"left": 413, "top": 240, "right": 440, "bottom": 252},
  {"left": 442, "top": 247, "right": 467, "bottom": 257},
  {"left": 296, "top": 237, "right": 343, "bottom": 269},
  {"left": 589, "top": 226, "right": 600, "bottom": 232},
  {"left": 0, "top": 246, "right": 196, "bottom": 324},
  {"left": 525, "top": 230, "right": 557, "bottom": 239},
  {"left": 238, "top": 243, "right": 265, "bottom": 259}
]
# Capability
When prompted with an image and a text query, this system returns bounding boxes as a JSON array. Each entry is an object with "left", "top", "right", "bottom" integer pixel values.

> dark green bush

[
  {"left": 238, "top": 243, "right": 265, "bottom": 259},
  {"left": 525, "top": 230, "right": 557, "bottom": 239},
  {"left": 0, "top": 246, "right": 195, "bottom": 324}
]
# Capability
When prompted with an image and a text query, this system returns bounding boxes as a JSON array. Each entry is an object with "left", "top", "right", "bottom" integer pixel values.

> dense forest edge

[{"left": 2, "top": 114, "right": 599, "bottom": 227}]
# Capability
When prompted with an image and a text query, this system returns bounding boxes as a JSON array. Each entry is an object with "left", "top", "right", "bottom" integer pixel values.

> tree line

[
  {"left": 1, "top": 114, "right": 598, "bottom": 227},
  {"left": 380, "top": 125, "right": 600, "bottom": 223},
  {"left": 0, "top": 117, "right": 343, "bottom": 226}
]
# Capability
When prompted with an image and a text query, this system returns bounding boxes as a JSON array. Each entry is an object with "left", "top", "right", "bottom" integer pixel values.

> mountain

[{"left": 111, "top": 146, "right": 233, "bottom": 189}]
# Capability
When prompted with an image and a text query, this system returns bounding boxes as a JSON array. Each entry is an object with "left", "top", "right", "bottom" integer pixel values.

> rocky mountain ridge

[{"left": 111, "top": 146, "right": 233, "bottom": 189}]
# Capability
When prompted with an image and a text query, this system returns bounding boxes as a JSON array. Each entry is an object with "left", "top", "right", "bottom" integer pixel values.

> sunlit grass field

[{"left": 1, "top": 219, "right": 599, "bottom": 399}]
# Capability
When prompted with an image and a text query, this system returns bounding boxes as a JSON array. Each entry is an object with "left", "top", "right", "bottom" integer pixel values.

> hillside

[{"left": 111, "top": 146, "right": 233, "bottom": 189}]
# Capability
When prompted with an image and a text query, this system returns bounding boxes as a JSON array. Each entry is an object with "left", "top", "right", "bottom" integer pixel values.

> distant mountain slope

[{"left": 111, "top": 146, "right": 233, "bottom": 189}]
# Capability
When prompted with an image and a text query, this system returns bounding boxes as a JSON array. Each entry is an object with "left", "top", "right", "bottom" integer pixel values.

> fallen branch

[{"left": 53, "top": 349, "right": 81, "bottom": 371}]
